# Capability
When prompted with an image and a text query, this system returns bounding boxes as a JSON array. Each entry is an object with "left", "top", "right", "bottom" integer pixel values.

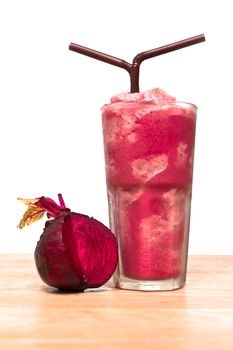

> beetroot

[{"left": 18, "top": 194, "right": 118, "bottom": 291}]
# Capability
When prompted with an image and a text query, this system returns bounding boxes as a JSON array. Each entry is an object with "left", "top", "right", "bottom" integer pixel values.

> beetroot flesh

[
  {"left": 18, "top": 195, "right": 118, "bottom": 291},
  {"left": 62, "top": 213, "right": 118, "bottom": 288}
]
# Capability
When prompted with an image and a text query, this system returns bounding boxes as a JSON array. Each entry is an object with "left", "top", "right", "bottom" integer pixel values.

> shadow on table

[{"left": 41, "top": 283, "right": 114, "bottom": 294}]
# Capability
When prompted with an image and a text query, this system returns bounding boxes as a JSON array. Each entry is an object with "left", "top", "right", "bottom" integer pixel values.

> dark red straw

[
  {"left": 69, "top": 34, "right": 205, "bottom": 93},
  {"left": 69, "top": 43, "right": 130, "bottom": 72}
]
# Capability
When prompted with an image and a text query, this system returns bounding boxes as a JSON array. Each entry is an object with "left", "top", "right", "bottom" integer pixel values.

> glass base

[{"left": 115, "top": 274, "right": 186, "bottom": 291}]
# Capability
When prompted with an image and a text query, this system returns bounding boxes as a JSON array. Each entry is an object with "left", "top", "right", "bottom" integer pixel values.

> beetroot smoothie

[{"left": 102, "top": 88, "right": 197, "bottom": 291}]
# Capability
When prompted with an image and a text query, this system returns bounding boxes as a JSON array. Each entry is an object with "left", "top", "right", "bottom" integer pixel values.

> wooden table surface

[{"left": 0, "top": 255, "right": 232, "bottom": 350}]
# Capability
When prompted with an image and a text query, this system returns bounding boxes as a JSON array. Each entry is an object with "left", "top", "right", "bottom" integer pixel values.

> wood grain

[{"left": 0, "top": 255, "right": 233, "bottom": 350}]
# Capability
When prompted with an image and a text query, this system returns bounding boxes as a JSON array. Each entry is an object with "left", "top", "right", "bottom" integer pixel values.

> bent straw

[
  {"left": 69, "top": 34, "right": 205, "bottom": 93},
  {"left": 69, "top": 43, "right": 130, "bottom": 72}
]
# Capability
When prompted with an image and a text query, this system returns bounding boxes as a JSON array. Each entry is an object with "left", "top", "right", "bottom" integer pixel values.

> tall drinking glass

[{"left": 102, "top": 98, "right": 197, "bottom": 291}]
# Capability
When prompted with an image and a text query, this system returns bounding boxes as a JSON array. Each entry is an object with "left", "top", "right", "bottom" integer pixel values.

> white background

[{"left": 0, "top": 0, "right": 232, "bottom": 254}]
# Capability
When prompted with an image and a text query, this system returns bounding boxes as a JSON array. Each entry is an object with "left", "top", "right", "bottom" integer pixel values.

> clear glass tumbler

[{"left": 102, "top": 99, "right": 197, "bottom": 291}]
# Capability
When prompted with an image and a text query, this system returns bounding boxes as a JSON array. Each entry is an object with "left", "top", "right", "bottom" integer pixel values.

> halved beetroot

[{"left": 18, "top": 194, "right": 118, "bottom": 291}]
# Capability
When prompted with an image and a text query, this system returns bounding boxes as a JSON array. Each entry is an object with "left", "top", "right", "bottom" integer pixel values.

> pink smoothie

[{"left": 102, "top": 89, "right": 196, "bottom": 281}]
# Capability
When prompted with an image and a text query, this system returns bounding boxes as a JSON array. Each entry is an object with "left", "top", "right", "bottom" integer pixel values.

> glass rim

[{"left": 102, "top": 100, "right": 197, "bottom": 110}]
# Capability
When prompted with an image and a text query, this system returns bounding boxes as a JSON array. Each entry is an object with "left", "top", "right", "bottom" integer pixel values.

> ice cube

[
  {"left": 176, "top": 142, "right": 188, "bottom": 166},
  {"left": 132, "top": 154, "right": 168, "bottom": 182},
  {"left": 111, "top": 91, "right": 144, "bottom": 103},
  {"left": 143, "top": 88, "right": 176, "bottom": 102}
]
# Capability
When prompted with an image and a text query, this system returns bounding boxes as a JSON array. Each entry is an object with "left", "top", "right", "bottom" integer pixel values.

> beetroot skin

[{"left": 18, "top": 195, "right": 118, "bottom": 291}]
